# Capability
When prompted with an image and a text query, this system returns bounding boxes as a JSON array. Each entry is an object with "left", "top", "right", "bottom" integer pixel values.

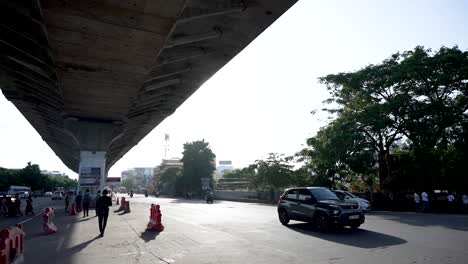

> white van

[{"left": 8, "top": 186, "right": 32, "bottom": 198}]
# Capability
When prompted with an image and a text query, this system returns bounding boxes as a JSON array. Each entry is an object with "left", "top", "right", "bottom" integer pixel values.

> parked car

[
  {"left": 277, "top": 187, "right": 365, "bottom": 230},
  {"left": 332, "top": 190, "right": 371, "bottom": 211},
  {"left": 44, "top": 192, "right": 53, "bottom": 197},
  {"left": 51, "top": 191, "right": 63, "bottom": 200}
]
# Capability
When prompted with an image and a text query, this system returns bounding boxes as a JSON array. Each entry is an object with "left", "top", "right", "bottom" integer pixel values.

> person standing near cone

[
  {"left": 96, "top": 189, "right": 112, "bottom": 237},
  {"left": 82, "top": 189, "right": 90, "bottom": 217}
]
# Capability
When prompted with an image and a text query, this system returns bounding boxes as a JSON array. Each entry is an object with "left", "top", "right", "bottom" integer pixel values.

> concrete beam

[
  {"left": 144, "top": 79, "right": 180, "bottom": 91},
  {"left": 177, "top": 6, "right": 245, "bottom": 24},
  {"left": 145, "top": 65, "right": 192, "bottom": 83},
  {"left": 164, "top": 28, "right": 222, "bottom": 48}
]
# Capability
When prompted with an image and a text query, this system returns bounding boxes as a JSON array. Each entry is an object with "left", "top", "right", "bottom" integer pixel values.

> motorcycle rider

[{"left": 205, "top": 188, "right": 214, "bottom": 203}]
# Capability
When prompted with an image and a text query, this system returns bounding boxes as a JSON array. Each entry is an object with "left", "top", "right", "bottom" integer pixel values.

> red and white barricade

[
  {"left": 147, "top": 204, "right": 164, "bottom": 232},
  {"left": 43, "top": 208, "right": 58, "bottom": 234},
  {"left": 0, "top": 224, "right": 25, "bottom": 264}
]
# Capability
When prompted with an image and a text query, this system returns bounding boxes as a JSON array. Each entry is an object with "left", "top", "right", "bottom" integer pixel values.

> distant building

[
  {"left": 121, "top": 167, "right": 155, "bottom": 189},
  {"left": 215, "top": 160, "right": 234, "bottom": 180},
  {"left": 41, "top": 170, "right": 67, "bottom": 178}
]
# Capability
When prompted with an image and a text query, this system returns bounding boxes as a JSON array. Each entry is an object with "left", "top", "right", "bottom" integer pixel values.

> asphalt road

[{"left": 5, "top": 194, "right": 468, "bottom": 264}]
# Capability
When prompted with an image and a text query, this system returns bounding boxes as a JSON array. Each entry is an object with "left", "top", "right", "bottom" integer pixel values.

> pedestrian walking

[
  {"left": 25, "top": 195, "right": 34, "bottom": 215},
  {"left": 414, "top": 192, "right": 421, "bottom": 212},
  {"left": 65, "top": 192, "right": 70, "bottom": 212},
  {"left": 14, "top": 194, "right": 23, "bottom": 216},
  {"left": 95, "top": 190, "right": 101, "bottom": 216},
  {"left": 6, "top": 197, "right": 14, "bottom": 217},
  {"left": 447, "top": 193, "right": 455, "bottom": 212},
  {"left": 82, "top": 189, "right": 90, "bottom": 217},
  {"left": 75, "top": 191, "right": 83, "bottom": 212},
  {"left": 96, "top": 189, "right": 112, "bottom": 237},
  {"left": 422, "top": 191, "right": 429, "bottom": 212},
  {"left": 1, "top": 195, "right": 7, "bottom": 216}
]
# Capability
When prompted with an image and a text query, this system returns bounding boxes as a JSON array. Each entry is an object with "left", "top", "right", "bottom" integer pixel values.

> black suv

[{"left": 277, "top": 187, "right": 365, "bottom": 230}]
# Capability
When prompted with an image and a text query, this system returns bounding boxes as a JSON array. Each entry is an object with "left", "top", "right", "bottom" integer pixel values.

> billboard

[{"left": 79, "top": 167, "right": 101, "bottom": 186}]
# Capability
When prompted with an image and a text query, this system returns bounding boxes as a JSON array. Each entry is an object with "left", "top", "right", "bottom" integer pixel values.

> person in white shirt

[
  {"left": 414, "top": 193, "right": 421, "bottom": 212},
  {"left": 447, "top": 193, "right": 455, "bottom": 212},
  {"left": 422, "top": 192, "right": 429, "bottom": 212}
]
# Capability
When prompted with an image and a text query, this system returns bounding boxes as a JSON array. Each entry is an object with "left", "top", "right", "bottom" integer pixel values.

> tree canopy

[
  {"left": 309, "top": 46, "right": 468, "bottom": 191},
  {"left": 0, "top": 162, "right": 77, "bottom": 191},
  {"left": 179, "top": 140, "right": 216, "bottom": 193}
]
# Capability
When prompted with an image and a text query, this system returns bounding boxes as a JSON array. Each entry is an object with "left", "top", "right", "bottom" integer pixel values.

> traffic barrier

[
  {"left": 43, "top": 208, "right": 58, "bottom": 234},
  {"left": 0, "top": 224, "right": 25, "bottom": 264},
  {"left": 124, "top": 201, "right": 130, "bottom": 213},
  {"left": 117, "top": 197, "right": 126, "bottom": 211},
  {"left": 147, "top": 204, "right": 164, "bottom": 232},
  {"left": 69, "top": 202, "right": 77, "bottom": 216}
]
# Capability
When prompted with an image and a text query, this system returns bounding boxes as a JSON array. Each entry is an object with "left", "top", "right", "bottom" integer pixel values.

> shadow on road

[
  {"left": 287, "top": 223, "right": 407, "bottom": 249},
  {"left": 367, "top": 211, "right": 468, "bottom": 231},
  {"left": 62, "top": 235, "right": 100, "bottom": 257},
  {"left": 139, "top": 230, "right": 160, "bottom": 242}
]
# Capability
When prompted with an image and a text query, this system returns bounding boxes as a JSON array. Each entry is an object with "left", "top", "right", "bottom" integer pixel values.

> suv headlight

[{"left": 329, "top": 205, "right": 341, "bottom": 215}]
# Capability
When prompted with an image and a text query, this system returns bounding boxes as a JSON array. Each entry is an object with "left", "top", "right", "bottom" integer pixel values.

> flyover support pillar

[{"left": 78, "top": 151, "right": 107, "bottom": 194}]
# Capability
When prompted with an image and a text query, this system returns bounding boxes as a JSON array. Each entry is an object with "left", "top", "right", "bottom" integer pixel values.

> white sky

[{"left": 1, "top": 0, "right": 468, "bottom": 179}]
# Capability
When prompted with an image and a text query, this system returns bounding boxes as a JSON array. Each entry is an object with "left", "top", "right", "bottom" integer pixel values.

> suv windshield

[
  {"left": 344, "top": 191, "right": 356, "bottom": 198},
  {"left": 310, "top": 188, "right": 339, "bottom": 201}
]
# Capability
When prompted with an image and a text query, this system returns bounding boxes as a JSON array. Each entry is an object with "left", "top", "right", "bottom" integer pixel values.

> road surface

[{"left": 3, "top": 194, "right": 467, "bottom": 263}]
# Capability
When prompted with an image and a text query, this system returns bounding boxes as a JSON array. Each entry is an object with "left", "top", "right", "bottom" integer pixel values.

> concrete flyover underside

[{"left": 0, "top": 0, "right": 297, "bottom": 173}]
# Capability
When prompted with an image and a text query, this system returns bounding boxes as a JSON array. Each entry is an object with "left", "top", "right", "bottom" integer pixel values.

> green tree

[
  {"left": 179, "top": 140, "right": 216, "bottom": 194},
  {"left": 158, "top": 167, "right": 182, "bottom": 190},
  {"left": 304, "top": 116, "right": 376, "bottom": 188},
  {"left": 318, "top": 46, "right": 468, "bottom": 189},
  {"left": 250, "top": 153, "right": 294, "bottom": 191}
]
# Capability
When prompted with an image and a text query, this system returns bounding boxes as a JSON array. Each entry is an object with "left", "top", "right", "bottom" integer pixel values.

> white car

[
  {"left": 333, "top": 190, "right": 371, "bottom": 211},
  {"left": 44, "top": 192, "right": 53, "bottom": 197},
  {"left": 51, "top": 192, "right": 63, "bottom": 200}
]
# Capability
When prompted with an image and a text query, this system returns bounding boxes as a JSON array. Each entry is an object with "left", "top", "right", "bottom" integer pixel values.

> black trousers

[
  {"left": 98, "top": 214, "right": 109, "bottom": 234},
  {"left": 83, "top": 202, "right": 90, "bottom": 216}
]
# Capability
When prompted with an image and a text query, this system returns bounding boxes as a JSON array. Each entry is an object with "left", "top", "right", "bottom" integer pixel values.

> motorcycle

[
  {"left": 130, "top": 191, "right": 133, "bottom": 198},
  {"left": 144, "top": 191, "right": 148, "bottom": 197},
  {"left": 184, "top": 192, "right": 192, "bottom": 200},
  {"left": 154, "top": 191, "right": 160, "bottom": 198},
  {"left": 205, "top": 193, "right": 214, "bottom": 204}
]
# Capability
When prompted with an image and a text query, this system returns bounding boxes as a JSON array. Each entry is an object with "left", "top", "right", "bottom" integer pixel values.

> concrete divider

[
  {"left": 0, "top": 224, "right": 25, "bottom": 264},
  {"left": 214, "top": 190, "right": 282, "bottom": 204}
]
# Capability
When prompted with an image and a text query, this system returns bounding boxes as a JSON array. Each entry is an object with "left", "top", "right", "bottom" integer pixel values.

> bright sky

[{"left": 1, "top": 0, "right": 468, "bottom": 179}]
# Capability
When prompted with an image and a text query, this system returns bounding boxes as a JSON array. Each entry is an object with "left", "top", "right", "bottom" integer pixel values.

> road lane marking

[{"left": 17, "top": 212, "right": 42, "bottom": 225}]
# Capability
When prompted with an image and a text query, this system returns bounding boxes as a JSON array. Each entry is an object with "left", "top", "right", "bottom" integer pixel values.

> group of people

[
  {"left": 64, "top": 189, "right": 112, "bottom": 237},
  {"left": 414, "top": 191, "right": 468, "bottom": 212},
  {"left": 0, "top": 193, "right": 35, "bottom": 217}
]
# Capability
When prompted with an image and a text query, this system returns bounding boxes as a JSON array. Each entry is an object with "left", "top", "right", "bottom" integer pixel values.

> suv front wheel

[
  {"left": 314, "top": 212, "right": 330, "bottom": 231},
  {"left": 278, "top": 209, "right": 290, "bottom": 226}
]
